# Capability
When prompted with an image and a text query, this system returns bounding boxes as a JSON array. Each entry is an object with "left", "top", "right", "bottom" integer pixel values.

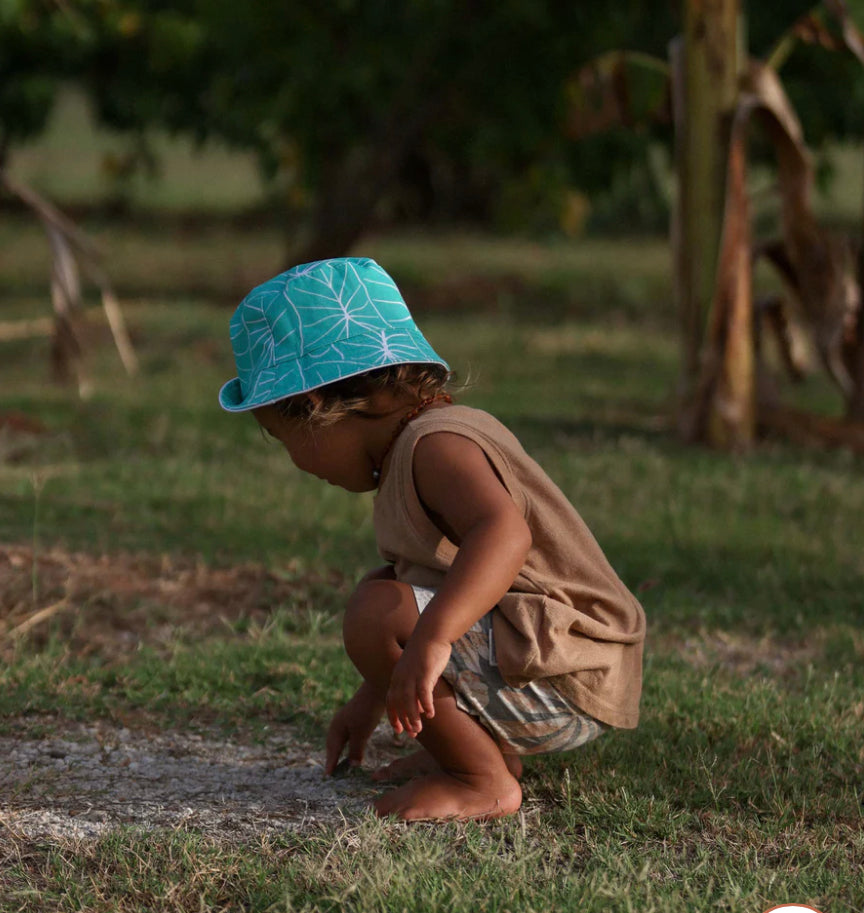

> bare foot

[
  {"left": 372, "top": 749, "right": 439, "bottom": 782},
  {"left": 374, "top": 749, "right": 524, "bottom": 783},
  {"left": 373, "top": 770, "right": 522, "bottom": 822},
  {"left": 504, "top": 754, "right": 524, "bottom": 780}
]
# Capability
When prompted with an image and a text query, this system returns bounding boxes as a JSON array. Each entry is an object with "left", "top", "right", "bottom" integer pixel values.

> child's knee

[{"left": 343, "top": 579, "right": 416, "bottom": 665}]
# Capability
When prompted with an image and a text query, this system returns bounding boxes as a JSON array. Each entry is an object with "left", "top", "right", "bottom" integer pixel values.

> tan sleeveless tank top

[{"left": 373, "top": 405, "right": 645, "bottom": 729}]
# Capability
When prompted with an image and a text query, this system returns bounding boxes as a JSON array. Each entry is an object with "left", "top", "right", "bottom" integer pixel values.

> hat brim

[
  {"left": 218, "top": 326, "right": 449, "bottom": 413},
  {"left": 218, "top": 377, "right": 250, "bottom": 412}
]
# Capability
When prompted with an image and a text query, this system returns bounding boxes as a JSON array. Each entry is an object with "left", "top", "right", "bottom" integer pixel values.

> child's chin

[{"left": 333, "top": 478, "right": 376, "bottom": 493}]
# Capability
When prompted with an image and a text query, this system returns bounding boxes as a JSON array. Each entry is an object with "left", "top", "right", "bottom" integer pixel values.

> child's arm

[
  {"left": 324, "top": 681, "right": 385, "bottom": 775},
  {"left": 323, "top": 565, "right": 394, "bottom": 773},
  {"left": 386, "top": 431, "right": 532, "bottom": 738}
]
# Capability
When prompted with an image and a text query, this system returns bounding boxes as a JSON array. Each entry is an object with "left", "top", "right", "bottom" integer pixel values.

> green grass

[
  {"left": 4, "top": 808, "right": 861, "bottom": 913},
  {"left": 1, "top": 226, "right": 863, "bottom": 912}
]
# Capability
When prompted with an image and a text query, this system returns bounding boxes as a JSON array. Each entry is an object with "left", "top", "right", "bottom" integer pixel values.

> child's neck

[{"left": 368, "top": 391, "right": 452, "bottom": 485}]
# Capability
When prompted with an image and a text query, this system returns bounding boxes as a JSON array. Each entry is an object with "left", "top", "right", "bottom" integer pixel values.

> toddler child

[{"left": 219, "top": 257, "right": 646, "bottom": 821}]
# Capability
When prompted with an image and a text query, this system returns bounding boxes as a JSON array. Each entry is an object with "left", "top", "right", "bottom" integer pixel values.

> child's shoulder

[
  {"left": 409, "top": 403, "right": 523, "bottom": 455},
  {"left": 415, "top": 402, "right": 501, "bottom": 429}
]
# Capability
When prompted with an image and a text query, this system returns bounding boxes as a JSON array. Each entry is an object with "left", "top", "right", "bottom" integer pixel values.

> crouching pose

[{"left": 219, "top": 257, "right": 646, "bottom": 821}]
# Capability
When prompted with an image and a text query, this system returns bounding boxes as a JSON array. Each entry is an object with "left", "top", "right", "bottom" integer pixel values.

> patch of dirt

[
  {"left": 657, "top": 629, "right": 822, "bottom": 679},
  {"left": 0, "top": 411, "right": 47, "bottom": 436},
  {"left": 0, "top": 716, "right": 407, "bottom": 843},
  {"left": 0, "top": 412, "right": 54, "bottom": 464},
  {"left": 0, "top": 545, "right": 406, "bottom": 842},
  {"left": 0, "top": 544, "right": 346, "bottom": 661}
]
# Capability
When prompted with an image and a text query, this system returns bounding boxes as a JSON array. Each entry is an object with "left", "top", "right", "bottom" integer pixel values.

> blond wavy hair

[{"left": 274, "top": 363, "right": 452, "bottom": 427}]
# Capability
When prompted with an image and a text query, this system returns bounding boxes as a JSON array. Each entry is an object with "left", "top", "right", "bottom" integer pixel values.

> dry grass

[{"left": 0, "top": 544, "right": 347, "bottom": 663}]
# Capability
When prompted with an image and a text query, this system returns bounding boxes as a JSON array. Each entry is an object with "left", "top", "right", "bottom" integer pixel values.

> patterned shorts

[{"left": 412, "top": 586, "right": 606, "bottom": 756}]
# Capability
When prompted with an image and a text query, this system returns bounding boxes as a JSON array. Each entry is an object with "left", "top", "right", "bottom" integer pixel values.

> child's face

[{"left": 254, "top": 405, "right": 376, "bottom": 493}]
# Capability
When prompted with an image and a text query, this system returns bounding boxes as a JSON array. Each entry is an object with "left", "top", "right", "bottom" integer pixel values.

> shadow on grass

[{"left": 611, "top": 536, "right": 864, "bottom": 634}]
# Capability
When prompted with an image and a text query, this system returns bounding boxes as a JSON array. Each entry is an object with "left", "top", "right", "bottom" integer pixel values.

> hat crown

[
  {"left": 219, "top": 257, "right": 447, "bottom": 412},
  {"left": 231, "top": 257, "right": 414, "bottom": 392}
]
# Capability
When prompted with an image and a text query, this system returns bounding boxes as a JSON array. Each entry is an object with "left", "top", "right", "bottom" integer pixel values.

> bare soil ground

[
  {"left": 0, "top": 543, "right": 346, "bottom": 660},
  {"left": 1, "top": 715, "right": 401, "bottom": 842},
  {"left": 0, "top": 544, "right": 407, "bottom": 842}
]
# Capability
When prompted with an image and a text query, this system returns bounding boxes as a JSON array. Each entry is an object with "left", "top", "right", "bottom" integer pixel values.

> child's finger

[
  {"left": 347, "top": 731, "right": 367, "bottom": 767},
  {"left": 389, "top": 699, "right": 421, "bottom": 738},
  {"left": 387, "top": 685, "right": 416, "bottom": 729},
  {"left": 387, "top": 704, "right": 404, "bottom": 735},
  {"left": 405, "top": 694, "right": 425, "bottom": 729},
  {"left": 402, "top": 716, "right": 422, "bottom": 738},
  {"left": 419, "top": 684, "right": 435, "bottom": 720},
  {"left": 396, "top": 708, "right": 419, "bottom": 735},
  {"left": 324, "top": 731, "right": 346, "bottom": 776},
  {"left": 413, "top": 704, "right": 427, "bottom": 733}
]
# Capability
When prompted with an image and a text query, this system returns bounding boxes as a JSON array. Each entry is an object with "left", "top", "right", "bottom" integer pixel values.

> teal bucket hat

[{"left": 219, "top": 257, "right": 448, "bottom": 413}]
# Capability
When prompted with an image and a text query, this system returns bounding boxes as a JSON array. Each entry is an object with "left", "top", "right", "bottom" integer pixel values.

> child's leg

[
  {"left": 374, "top": 679, "right": 522, "bottom": 821},
  {"left": 372, "top": 747, "right": 523, "bottom": 782},
  {"left": 343, "top": 579, "right": 522, "bottom": 821}
]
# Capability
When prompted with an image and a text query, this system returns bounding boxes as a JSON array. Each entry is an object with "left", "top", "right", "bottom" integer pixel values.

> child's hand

[
  {"left": 324, "top": 683, "right": 384, "bottom": 776},
  {"left": 386, "top": 637, "right": 452, "bottom": 737}
]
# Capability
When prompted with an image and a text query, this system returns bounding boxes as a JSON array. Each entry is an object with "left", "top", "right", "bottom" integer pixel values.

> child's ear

[{"left": 297, "top": 390, "right": 323, "bottom": 422}]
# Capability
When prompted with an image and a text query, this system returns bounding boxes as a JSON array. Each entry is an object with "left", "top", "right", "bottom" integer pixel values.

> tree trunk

[
  {"left": 849, "top": 145, "right": 864, "bottom": 420},
  {"left": 284, "top": 132, "right": 415, "bottom": 267},
  {"left": 698, "top": 114, "right": 755, "bottom": 448},
  {"left": 672, "top": 0, "right": 749, "bottom": 446},
  {"left": 283, "top": 5, "right": 468, "bottom": 267}
]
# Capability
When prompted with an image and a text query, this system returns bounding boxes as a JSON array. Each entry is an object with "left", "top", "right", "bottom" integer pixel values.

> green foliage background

[{"left": 5, "top": 0, "right": 864, "bottom": 239}]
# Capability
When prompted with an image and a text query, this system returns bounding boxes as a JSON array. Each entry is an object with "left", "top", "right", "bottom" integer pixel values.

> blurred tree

[
  {"left": 70, "top": 0, "right": 682, "bottom": 261},
  {"left": 673, "top": 0, "right": 749, "bottom": 449},
  {"left": 0, "top": 0, "right": 94, "bottom": 166},
  {"left": 5, "top": 1, "right": 864, "bottom": 259},
  {"left": 0, "top": 2, "right": 139, "bottom": 393},
  {"left": 572, "top": 0, "right": 864, "bottom": 446},
  {"left": 675, "top": 0, "right": 864, "bottom": 439}
]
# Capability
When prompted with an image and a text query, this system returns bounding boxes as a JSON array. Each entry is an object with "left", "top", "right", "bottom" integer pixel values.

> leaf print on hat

[{"left": 219, "top": 258, "right": 448, "bottom": 413}]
